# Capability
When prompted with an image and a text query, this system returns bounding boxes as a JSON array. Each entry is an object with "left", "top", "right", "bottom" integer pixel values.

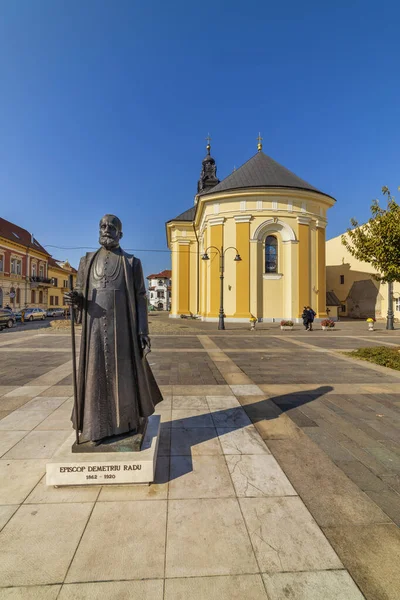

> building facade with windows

[
  {"left": 47, "top": 258, "right": 77, "bottom": 309},
  {"left": 166, "top": 141, "right": 335, "bottom": 322},
  {"left": 147, "top": 270, "right": 172, "bottom": 311},
  {"left": 326, "top": 233, "right": 399, "bottom": 320},
  {"left": 0, "top": 217, "right": 52, "bottom": 310}
]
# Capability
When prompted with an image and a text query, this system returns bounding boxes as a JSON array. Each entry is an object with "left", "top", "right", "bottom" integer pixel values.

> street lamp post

[
  {"left": 202, "top": 246, "right": 242, "bottom": 330},
  {"left": 387, "top": 281, "right": 394, "bottom": 330}
]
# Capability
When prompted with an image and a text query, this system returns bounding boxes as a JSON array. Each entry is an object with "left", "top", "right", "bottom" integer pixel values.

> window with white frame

[
  {"left": 39, "top": 264, "right": 44, "bottom": 278},
  {"left": 0, "top": 254, "right": 3, "bottom": 272},
  {"left": 32, "top": 263, "right": 37, "bottom": 277},
  {"left": 11, "top": 258, "right": 22, "bottom": 275},
  {"left": 395, "top": 298, "right": 400, "bottom": 312}
]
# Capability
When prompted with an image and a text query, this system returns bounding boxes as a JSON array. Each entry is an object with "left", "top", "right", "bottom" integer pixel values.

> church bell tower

[{"left": 197, "top": 135, "right": 220, "bottom": 194}]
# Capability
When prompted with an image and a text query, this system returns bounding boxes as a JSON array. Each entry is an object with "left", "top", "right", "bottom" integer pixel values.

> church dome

[{"left": 199, "top": 150, "right": 334, "bottom": 201}]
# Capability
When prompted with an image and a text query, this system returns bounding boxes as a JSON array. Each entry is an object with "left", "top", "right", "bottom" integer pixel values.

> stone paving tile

[
  {"left": 0, "top": 410, "right": 12, "bottom": 421},
  {"left": 0, "top": 431, "right": 28, "bottom": 458},
  {"left": 21, "top": 397, "right": 68, "bottom": 412},
  {"left": 34, "top": 400, "right": 74, "bottom": 431},
  {"left": 39, "top": 386, "right": 73, "bottom": 397},
  {"left": 171, "top": 408, "right": 214, "bottom": 428},
  {"left": 268, "top": 437, "right": 392, "bottom": 527},
  {"left": 2, "top": 430, "right": 72, "bottom": 460},
  {"left": 0, "top": 503, "right": 93, "bottom": 586},
  {"left": 152, "top": 336, "right": 203, "bottom": 349},
  {"left": 171, "top": 427, "right": 222, "bottom": 455},
  {"left": 97, "top": 457, "right": 169, "bottom": 502},
  {"left": 0, "top": 396, "right": 32, "bottom": 411},
  {"left": 339, "top": 440, "right": 395, "bottom": 476},
  {"left": 335, "top": 460, "right": 388, "bottom": 492},
  {"left": 164, "top": 575, "right": 268, "bottom": 599},
  {"left": 0, "top": 505, "right": 18, "bottom": 532},
  {"left": 324, "top": 523, "right": 400, "bottom": 600},
  {"left": 365, "top": 446, "right": 400, "bottom": 473},
  {"left": 381, "top": 474, "right": 400, "bottom": 494},
  {"left": 66, "top": 501, "right": 167, "bottom": 582},
  {"left": 217, "top": 425, "right": 271, "bottom": 455},
  {"left": 0, "top": 408, "right": 62, "bottom": 432},
  {"left": 172, "top": 395, "right": 208, "bottom": 410},
  {"left": 165, "top": 498, "right": 259, "bottom": 577},
  {"left": 365, "top": 488, "right": 400, "bottom": 526},
  {"left": 58, "top": 580, "right": 163, "bottom": 600},
  {"left": 3, "top": 386, "right": 50, "bottom": 399},
  {"left": 0, "top": 386, "right": 19, "bottom": 398},
  {"left": 226, "top": 454, "right": 297, "bottom": 497},
  {"left": 206, "top": 395, "right": 241, "bottom": 410},
  {"left": 210, "top": 336, "right": 295, "bottom": 350},
  {"left": 172, "top": 384, "right": 232, "bottom": 395},
  {"left": 0, "top": 460, "right": 47, "bottom": 504},
  {"left": 211, "top": 406, "right": 252, "bottom": 428},
  {"left": 240, "top": 497, "right": 342, "bottom": 573},
  {"left": 25, "top": 476, "right": 101, "bottom": 504},
  {"left": 0, "top": 354, "right": 69, "bottom": 386},
  {"left": 263, "top": 570, "right": 365, "bottom": 600},
  {"left": 169, "top": 455, "right": 235, "bottom": 499},
  {"left": 0, "top": 586, "right": 61, "bottom": 599},
  {"left": 158, "top": 425, "right": 171, "bottom": 455}
]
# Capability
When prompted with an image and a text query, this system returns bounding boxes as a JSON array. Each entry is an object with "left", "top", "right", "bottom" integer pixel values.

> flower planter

[
  {"left": 368, "top": 323, "right": 374, "bottom": 331},
  {"left": 322, "top": 326, "right": 335, "bottom": 331},
  {"left": 250, "top": 322, "right": 256, "bottom": 331},
  {"left": 280, "top": 326, "right": 293, "bottom": 331}
]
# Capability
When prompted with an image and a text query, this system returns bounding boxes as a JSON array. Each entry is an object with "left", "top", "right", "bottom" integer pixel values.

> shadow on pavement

[{"left": 162, "top": 385, "right": 333, "bottom": 482}]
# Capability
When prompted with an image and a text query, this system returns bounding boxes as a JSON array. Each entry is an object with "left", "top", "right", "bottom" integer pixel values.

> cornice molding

[
  {"left": 208, "top": 217, "right": 225, "bottom": 227},
  {"left": 234, "top": 215, "right": 252, "bottom": 223},
  {"left": 297, "top": 216, "right": 311, "bottom": 225}
]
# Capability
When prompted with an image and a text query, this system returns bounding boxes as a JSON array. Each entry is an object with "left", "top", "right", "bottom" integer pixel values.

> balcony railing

[{"left": 29, "top": 276, "right": 53, "bottom": 286}]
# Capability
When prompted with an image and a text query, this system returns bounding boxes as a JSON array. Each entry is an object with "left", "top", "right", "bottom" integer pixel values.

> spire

[
  {"left": 205, "top": 133, "right": 211, "bottom": 155},
  {"left": 257, "top": 132, "right": 263, "bottom": 152},
  {"left": 197, "top": 135, "right": 220, "bottom": 194}
]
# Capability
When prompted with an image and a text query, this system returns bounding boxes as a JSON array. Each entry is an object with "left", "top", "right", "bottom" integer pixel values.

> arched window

[{"left": 265, "top": 235, "right": 278, "bottom": 273}]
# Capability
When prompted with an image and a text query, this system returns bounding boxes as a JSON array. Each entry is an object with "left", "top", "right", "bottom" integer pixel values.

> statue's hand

[
  {"left": 64, "top": 291, "right": 82, "bottom": 308},
  {"left": 139, "top": 334, "right": 151, "bottom": 353}
]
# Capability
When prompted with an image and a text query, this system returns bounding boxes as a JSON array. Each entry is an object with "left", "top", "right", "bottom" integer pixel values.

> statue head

[{"left": 99, "top": 214, "right": 123, "bottom": 250}]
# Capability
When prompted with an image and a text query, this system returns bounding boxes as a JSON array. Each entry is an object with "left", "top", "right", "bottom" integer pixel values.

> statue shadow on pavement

[{"left": 159, "top": 385, "right": 333, "bottom": 483}]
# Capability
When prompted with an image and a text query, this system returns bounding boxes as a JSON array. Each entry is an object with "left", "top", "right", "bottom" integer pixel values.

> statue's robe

[{"left": 73, "top": 247, "right": 163, "bottom": 442}]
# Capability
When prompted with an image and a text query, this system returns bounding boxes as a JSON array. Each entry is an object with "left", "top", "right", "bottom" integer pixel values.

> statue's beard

[{"left": 99, "top": 235, "right": 119, "bottom": 249}]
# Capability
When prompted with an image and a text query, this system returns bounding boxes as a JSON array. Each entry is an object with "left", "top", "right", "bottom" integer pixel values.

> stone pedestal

[{"left": 46, "top": 415, "right": 160, "bottom": 487}]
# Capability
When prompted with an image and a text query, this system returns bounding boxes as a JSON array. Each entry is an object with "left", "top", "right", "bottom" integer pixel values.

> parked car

[
  {"left": 14, "top": 311, "right": 22, "bottom": 321},
  {"left": 47, "top": 308, "right": 65, "bottom": 318},
  {"left": 24, "top": 308, "right": 47, "bottom": 321},
  {"left": 0, "top": 308, "right": 16, "bottom": 330}
]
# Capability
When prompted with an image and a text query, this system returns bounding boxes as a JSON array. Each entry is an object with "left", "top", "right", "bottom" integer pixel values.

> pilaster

[{"left": 297, "top": 216, "right": 311, "bottom": 316}]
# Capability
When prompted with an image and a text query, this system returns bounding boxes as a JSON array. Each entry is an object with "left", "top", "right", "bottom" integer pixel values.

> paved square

[{"left": 0, "top": 323, "right": 399, "bottom": 598}]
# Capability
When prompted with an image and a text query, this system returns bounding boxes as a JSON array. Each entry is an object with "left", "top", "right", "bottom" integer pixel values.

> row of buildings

[
  {"left": 0, "top": 218, "right": 76, "bottom": 311},
  {"left": 165, "top": 139, "right": 398, "bottom": 322}
]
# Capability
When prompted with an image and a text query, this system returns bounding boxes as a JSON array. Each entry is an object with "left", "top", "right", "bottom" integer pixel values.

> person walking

[
  {"left": 301, "top": 306, "right": 310, "bottom": 330},
  {"left": 307, "top": 306, "right": 316, "bottom": 331}
]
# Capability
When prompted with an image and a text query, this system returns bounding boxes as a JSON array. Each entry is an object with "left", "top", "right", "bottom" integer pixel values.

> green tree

[{"left": 342, "top": 186, "right": 400, "bottom": 329}]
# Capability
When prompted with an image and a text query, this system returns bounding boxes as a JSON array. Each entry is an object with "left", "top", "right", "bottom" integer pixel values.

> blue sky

[{"left": 1, "top": 1, "right": 399, "bottom": 275}]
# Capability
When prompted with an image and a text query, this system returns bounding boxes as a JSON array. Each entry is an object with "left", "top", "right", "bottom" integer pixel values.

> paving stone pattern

[{"left": 0, "top": 326, "right": 399, "bottom": 598}]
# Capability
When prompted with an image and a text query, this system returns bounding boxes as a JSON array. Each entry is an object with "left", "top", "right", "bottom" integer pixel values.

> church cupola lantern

[{"left": 197, "top": 134, "right": 220, "bottom": 194}]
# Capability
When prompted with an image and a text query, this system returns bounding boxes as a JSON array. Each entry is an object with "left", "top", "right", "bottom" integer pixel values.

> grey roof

[
  {"left": 200, "top": 151, "right": 334, "bottom": 199},
  {"left": 326, "top": 291, "right": 341, "bottom": 306},
  {"left": 168, "top": 206, "right": 196, "bottom": 222}
]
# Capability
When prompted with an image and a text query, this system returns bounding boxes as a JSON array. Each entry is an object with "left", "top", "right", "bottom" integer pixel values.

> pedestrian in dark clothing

[
  {"left": 302, "top": 306, "right": 310, "bottom": 330},
  {"left": 307, "top": 306, "right": 316, "bottom": 331}
]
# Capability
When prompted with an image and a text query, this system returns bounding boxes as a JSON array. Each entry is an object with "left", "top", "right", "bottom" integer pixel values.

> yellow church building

[{"left": 166, "top": 138, "right": 336, "bottom": 322}]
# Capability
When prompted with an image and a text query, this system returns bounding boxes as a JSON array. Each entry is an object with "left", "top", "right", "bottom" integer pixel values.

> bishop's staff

[{"left": 68, "top": 274, "right": 80, "bottom": 446}]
